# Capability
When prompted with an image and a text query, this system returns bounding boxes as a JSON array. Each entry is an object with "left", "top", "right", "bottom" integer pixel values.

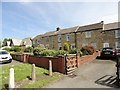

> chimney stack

[{"left": 56, "top": 27, "right": 60, "bottom": 31}]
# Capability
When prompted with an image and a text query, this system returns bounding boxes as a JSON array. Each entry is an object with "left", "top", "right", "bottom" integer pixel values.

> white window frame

[
  {"left": 91, "top": 42, "right": 97, "bottom": 48},
  {"left": 58, "top": 43, "right": 62, "bottom": 50},
  {"left": 82, "top": 42, "right": 88, "bottom": 47},
  {"left": 115, "top": 30, "right": 120, "bottom": 38},
  {"left": 45, "top": 37, "right": 49, "bottom": 42},
  {"left": 66, "top": 34, "right": 70, "bottom": 41},
  {"left": 115, "top": 42, "right": 120, "bottom": 49},
  {"left": 103, "top": 43, "right": 109, "bottom": 48},
  {"left": 71, "top": 43, "right": 75, "bottom": 49},
  {"left": 58, "top": 35, "right": 61, "bottom": 42},
  {"left": 85, "top": 31, "right": 91, "bottom": 38}
]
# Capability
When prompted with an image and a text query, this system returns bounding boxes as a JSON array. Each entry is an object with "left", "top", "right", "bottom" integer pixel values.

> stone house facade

[
  {"left": 76, "top": 22, "right": 104, "bottom": 50},
  {"left": 102, "top": 22, "right": 120, "bottom": 49},
  {"left": 33, "top": 21, "right": 120, "bottom": 51}
]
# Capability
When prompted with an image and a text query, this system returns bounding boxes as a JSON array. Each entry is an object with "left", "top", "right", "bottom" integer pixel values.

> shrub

[
  {"left": 57, "top": 50, "right": 68, "bottom": 55},
  {"left": 40, "top": 50, "right": 58, "bottom": 57},
  {"left": 69, "top": 49, "right": 77, "bottom": 54},
  {"left": 33, "top": 47, "right": 46, "bottom": 55},
  {"left": 3, "top": 48, "right": 11, "bottom": 52},
  {"left": 10, "top": 46, "right": 21, "bottom": 52},
  {"left": 81, "top": 49, "right": 89, "bottom": 56},
  {"left": 63, "top": 43, "right": 70, "bottom": 51},
  {"left": 24, "top": 46, "right": 33, "bottom": 53},
  {"left": 81, "top": 45, "right": 95, "bottom": 55}
]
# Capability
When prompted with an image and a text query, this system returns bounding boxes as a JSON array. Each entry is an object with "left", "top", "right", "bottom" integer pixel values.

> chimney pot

[{"left": 56, "top": 27, "right": 60, "bottom": 31}]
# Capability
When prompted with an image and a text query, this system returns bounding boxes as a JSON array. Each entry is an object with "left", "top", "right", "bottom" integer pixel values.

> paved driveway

[
  {"left": 0, "top": 60, "right": 22, "bottom": 67},
  {"left": 45, "top": 59, "right": 117, "bottom": 88}
]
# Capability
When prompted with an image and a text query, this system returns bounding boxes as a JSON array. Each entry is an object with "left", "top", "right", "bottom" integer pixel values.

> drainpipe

[{"left": 74, "top": 26, "right": 80, "bottom": 54}]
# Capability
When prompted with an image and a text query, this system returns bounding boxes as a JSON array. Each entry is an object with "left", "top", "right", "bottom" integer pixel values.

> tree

[
  {"left": 2, "top": 38, "right": 11, "bottom": 47},
  {"left": 63, "top": 43, "right": 70, "bottom": 51}
]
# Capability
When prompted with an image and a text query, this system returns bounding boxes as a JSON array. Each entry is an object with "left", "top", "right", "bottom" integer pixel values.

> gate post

[
  {"left": 64, "top": 54, "right": 67, "bottom": 75},
  {"left": 76, "top": 54, "right": 80, "bottom": 68},
  {"left": 116, "top": 56, "right": 120, "bottom": 87}
]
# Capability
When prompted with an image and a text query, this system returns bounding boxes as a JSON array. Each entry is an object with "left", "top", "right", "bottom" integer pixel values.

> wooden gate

[{"left": 65, "top": 54, "right": 77, "bottom": 75}]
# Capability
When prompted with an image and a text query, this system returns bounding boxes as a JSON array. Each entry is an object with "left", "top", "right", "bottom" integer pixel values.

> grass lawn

[
  {"left": 24, "top": 73, "right": 61, "bottom": 88},
  {"left": 1, "top": 63, "right": 59, "bottom": 88}
]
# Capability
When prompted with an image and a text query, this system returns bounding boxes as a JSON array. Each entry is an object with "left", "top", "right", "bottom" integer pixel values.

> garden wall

[
  {"left": 28, "top": 56, "right": 65, "bottom": 74},
  {"left": 79, "top": 52, "right": 99, "bottom": 65},
  {"left": 11, "top": 54, "right": 23, "bottom": 62},
  {"left": 11, "top": 52, "right": 99, "bottom": 74}
]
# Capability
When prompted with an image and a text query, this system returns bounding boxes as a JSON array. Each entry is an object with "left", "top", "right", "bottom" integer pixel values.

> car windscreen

[
  {"left": 0, "top": 51, "right": 9, "bottom": 55},
  {"left": 102, "top": 48, "right": 113, "bottom": 51}
]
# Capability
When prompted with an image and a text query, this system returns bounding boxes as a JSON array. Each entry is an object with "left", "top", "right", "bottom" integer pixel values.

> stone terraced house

[
  {"left": 102, "top": 22, "right": 120, "bottom": 50},
  {"left": 33, "top": 21, "right": 120, "bottom": 51}
]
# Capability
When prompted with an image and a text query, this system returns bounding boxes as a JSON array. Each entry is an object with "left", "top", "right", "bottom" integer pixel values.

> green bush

[
  {"left": 57, "top": 50, "right": 68, "bottom": 55},
  {"left": 3, "top": 48, "right": 11, "bottom": 52},
  {"left": 10, "top": 46, "right": 21, "bottom": 52},
  {"left": 24, "top": 46, "right": 33, "bottom": 53},
  {"left": 81, "top": 49, "right": 89, "bottom": 56},
  {"left": 63, "top": 43, "right": 70, "bottom": 51},
  {"left": 40, "top": 50, "right": 58, "bottom": 57},
  {"left": 33, "top": 47, "right": 46, "bottom": 55},
  {"left": 69, "top": 49, "right": 77, "bottom": 54},
  {"left": 81, "top": 45, "right": 95, "bottom": 55}
]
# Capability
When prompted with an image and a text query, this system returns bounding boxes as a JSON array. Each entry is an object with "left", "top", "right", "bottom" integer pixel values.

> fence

[{"left": 11, "top": 52, "right": 99, "bottom": 74}]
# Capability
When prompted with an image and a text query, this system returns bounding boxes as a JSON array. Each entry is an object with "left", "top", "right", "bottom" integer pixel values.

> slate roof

[
  {"left": 43, "top": 31, "right": 56, "bottom": 37},
  {"left": 104, "top": 22, "right": 120, "bottom": 31},
  {"left": 56, "top": 26, "right": 79, "bottom": 35},
  {"left": 42, "top": 26, "right": 79, "bottom": 37},
  {"left": 77, "top": 21, "right": 103, "bottom": 32}
]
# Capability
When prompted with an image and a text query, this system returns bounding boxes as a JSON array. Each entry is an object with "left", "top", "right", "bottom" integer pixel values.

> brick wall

[
  {"left": 79, "top": 52, "right": 99, "bottom": 66},
  {"left": 11, "top": 54, "right": 23, "bottom": 62},
  {"left": 11, "top": 52, "right": 99, "bottom": 74},
  {"left": 28, "top": 56, "right": 65, "bottom": 74}
]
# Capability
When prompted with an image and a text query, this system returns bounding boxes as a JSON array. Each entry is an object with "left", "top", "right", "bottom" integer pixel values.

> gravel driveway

[{"left": 44, "top": 59, "right": 117, "bottom": 88}]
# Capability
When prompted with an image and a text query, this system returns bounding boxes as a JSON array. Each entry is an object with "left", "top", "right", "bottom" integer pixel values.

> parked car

[
  {"left": 100, "top": 47, "right": 117, "bottom": 58},
  {"left": 0, "top": 50, "right": 12, "bottom": 63},
  {"left": 100, "top": 47, "right": 117, "bottom": 57}
]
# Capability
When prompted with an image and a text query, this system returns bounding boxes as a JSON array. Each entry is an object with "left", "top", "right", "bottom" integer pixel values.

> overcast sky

[{"left": 1, "top": 0, "right": 119, "bottom": 40}]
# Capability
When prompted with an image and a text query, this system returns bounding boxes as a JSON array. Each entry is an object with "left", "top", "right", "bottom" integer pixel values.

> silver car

[{"left": 0, "top": 50, "right": 12, "bottom": 63}]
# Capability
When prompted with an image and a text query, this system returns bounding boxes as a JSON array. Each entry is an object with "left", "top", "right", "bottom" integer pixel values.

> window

[
  {"left": 45, "top": 37, "right": 49, "bottom": 42},
  {"left": 71, "top": 43, "right": 75, "bottom": 49},
  {"left": 115, "top": 30, "right": 120, "bottom": 38},
  {"left": 91, "top": 42, "right": 96, "bottom": 48},
  {"left": 58, "top": 43, "right": 62, "bottom": 50},
  {"left": 103, "top": 43, "right": 109, "bottom": 48},
  {"left": 115, "top": 42, "right": 120, "bottom": 49},
  {"left": 85, "top": 31, "right": 91, "bottom": 38},
  {"left": 58, "top": 35, "right": 61, "bottom": 42},
  {"left": 66, "top": 34, "right": 70, "bottom": 41},
  {"left": 82, "top": 42, "right": 88, "bottom": 46}
]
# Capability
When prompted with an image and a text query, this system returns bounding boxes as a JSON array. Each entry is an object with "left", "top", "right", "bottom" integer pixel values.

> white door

[{"left": 103, "top": 43, "right": 109, "bottom": 48}]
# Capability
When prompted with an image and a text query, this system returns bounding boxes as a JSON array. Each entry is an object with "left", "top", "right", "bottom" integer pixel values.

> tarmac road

[{"left": 0, "top": 60, "right": 22, "bottom": 67}]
